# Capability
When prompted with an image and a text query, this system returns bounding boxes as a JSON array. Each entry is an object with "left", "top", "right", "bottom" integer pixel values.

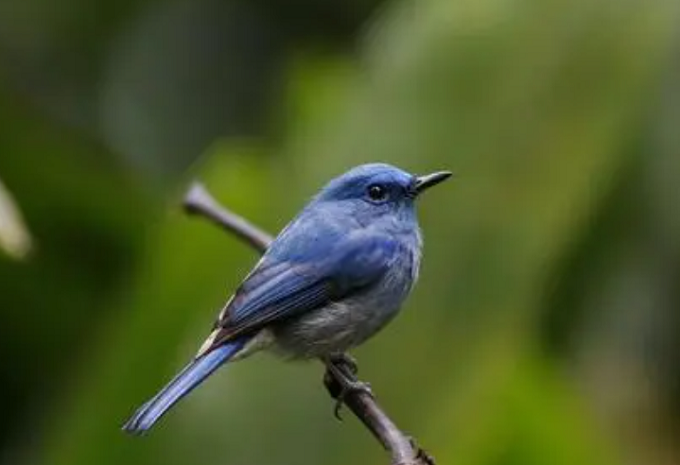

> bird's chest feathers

[
  {"left": 272, "top": 232, "right": 422, "bottom": 358},
  {"left": 381, "top": 233, "right": 421, "bottom": 297},
  {"left": 405, "top": 229, "right": 423, "bottom": 288}
]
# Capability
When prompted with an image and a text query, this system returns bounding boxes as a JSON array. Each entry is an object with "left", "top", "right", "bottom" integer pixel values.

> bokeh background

[{"left": 1, "top": 0, "right": 680, "bottom": 464}]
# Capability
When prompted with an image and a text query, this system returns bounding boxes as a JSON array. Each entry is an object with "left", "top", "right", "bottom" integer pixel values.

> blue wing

[{"left": 197, "top": 229, "right": 397, "bottom": 356}]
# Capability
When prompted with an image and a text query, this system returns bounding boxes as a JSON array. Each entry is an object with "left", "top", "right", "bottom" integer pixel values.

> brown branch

[
  {"left": 182, "top": 182, "right": 434, "bottom": 465},
  {"left": 184, "top": 183, "right": 273, "bottom": 250}
]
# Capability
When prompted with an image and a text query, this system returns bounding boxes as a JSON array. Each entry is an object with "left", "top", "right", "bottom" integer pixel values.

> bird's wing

[{"left": 196, "top": 231, "right": 397, "bottom": 357}]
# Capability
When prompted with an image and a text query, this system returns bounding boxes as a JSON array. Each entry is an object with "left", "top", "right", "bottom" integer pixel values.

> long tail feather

[{"left": 122, "top": 338, "right": 248, "bottom": 434}]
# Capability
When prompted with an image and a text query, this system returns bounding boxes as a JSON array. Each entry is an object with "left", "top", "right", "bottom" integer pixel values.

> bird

[{"left": 122, "top": 162, "right": 451, "bottom": 434}]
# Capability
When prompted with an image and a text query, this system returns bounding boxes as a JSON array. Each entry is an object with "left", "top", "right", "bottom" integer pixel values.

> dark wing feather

[
  {"left": 196, "top": 232, "right": 397, "bottom": 357},
  {"left": 222, "top": 263, "right": 334, "bottom": 334}
]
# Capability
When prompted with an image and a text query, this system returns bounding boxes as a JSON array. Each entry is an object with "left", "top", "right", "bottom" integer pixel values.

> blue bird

[{"left": 122, "top": 163, "right": 451, "bottom": 434}]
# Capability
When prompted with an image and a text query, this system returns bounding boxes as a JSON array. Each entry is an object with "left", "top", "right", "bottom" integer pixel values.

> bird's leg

[
  {"left": 329, "top": 352, "right": 359, "bottom": 376},
  {"left": 323, "top": 355, "right": 373, "bottom": 420}
]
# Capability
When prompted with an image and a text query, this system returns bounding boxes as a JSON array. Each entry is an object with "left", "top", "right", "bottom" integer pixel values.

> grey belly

[{"left": 271, "top": 282, "right": 410, "bottom": 359}]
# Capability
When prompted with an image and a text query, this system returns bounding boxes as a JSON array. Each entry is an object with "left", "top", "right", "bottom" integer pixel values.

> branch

[
  {"left": 184, "top": 183, "right": 273, "bottom": 250},
  {"left": 183, "top": 182, "right": 434, "bottom": 465}
]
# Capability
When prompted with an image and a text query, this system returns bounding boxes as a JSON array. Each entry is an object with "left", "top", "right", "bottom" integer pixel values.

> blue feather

[
  {"left": 196, "top": 232, "right": 398, "bottom": 357},
  {"left": 122, "top": 337, "right": 248, "bottom": 434},
  {"left": 227, "top": 233, "right": 397, "bottom": 326}
]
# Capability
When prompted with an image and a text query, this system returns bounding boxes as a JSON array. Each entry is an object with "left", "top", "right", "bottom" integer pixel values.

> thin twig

[
  {"left": 184, "top": 183, "right": 272, "bottom": 251},
  {"left": 182, "top": 182, "right": 434, "bottom": 465}
]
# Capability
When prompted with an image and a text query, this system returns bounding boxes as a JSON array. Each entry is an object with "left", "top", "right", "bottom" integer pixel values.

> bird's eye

[{"left": 367, "top": 184, "right": 388, "bottom": 202}]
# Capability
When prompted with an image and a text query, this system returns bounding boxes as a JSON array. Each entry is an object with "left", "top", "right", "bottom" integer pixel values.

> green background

[{"left": 1, "top": 0, "right": 679, "bottom": 464}]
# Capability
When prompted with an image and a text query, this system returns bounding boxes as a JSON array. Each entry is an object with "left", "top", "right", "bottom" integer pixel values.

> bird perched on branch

[{"left": 123, "top": 163, "right": 451, "bottom": 434}]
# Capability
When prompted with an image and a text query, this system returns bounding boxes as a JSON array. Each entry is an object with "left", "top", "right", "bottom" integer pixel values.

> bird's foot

[
  {"left": 332, "top": 379, "right": 373, "bottom": 420},
  {"left": 323, "top": 355, "right": 373, "bottom": 420}
]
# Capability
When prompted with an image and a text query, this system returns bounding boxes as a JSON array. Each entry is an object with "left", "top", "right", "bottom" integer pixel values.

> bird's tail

[{"left": 122, "top": 337, "right": 248, "bottom": 434}]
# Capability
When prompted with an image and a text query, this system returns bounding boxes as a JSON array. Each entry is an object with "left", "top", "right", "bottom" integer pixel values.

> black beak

[{"left": 414, "top": 171, "right": 453, "bottom": 194}]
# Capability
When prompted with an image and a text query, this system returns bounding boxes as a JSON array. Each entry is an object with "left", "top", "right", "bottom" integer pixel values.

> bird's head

[{"left": 314, "top": 163, "right": 452, "bottom": 224}]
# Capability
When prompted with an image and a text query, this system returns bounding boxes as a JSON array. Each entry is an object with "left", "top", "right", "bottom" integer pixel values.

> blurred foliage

[
  {"left": 0, "top": 177, "right": 31, "bottom": 259},
  {"left": 1, "top": 0, "right": 680, "bottom": 464}
]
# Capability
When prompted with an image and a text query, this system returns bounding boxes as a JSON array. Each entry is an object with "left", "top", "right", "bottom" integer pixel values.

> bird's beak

[{"left": 414, "top": 171, "right": 453, "bottom": 194}]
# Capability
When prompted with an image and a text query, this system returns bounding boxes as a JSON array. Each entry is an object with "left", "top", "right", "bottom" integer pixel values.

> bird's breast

[
  {"left": 271, "top": 233, "right": 422, "bottom": 359},
  {"left": 405, "top": 228, "right": 423, "bottom": 289}
]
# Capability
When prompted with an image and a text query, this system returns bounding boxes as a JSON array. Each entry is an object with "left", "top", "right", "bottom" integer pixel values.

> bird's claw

[
  {"left": 333, "top": 380, "right": 373, "bottom": 420},
  {"left": 323, "top": 354, "right": 373, "bottom": 420}
]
